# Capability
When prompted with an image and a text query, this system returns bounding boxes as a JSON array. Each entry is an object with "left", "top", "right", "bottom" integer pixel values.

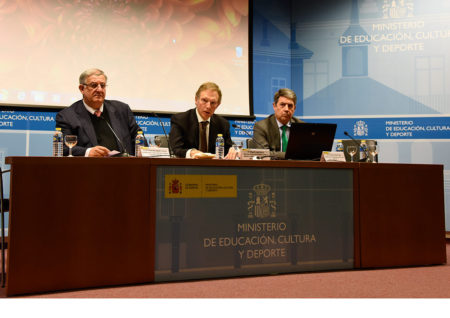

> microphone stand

[
  {"left": 99, "top": 115, "right": 130, "bottom": 157},
  {"left": 152, "top": 112, "right": 174, "bottom": 158},
  {"left": 232, "top": 124, "right": 267, "bottom": 149}
]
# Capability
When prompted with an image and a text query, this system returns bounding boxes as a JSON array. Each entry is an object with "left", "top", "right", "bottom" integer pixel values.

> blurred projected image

[{"left": 0, "top": 0, "right": 249, "bottom": 115}]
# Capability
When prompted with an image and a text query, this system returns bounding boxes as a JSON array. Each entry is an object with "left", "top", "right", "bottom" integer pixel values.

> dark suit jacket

[
  {"left": 169, "top": 108, "right": 233, "bottom": 158},
  {"left": 55, "top": 99, "right": 142, "bottom": 156},
  {"left": 253, "top": 114, "right": 304, "bottom": 159}
]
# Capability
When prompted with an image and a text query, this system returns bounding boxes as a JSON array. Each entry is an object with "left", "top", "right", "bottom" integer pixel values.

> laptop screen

[{"left": 285, "top": 123, "right": 337, "bottom": 160}]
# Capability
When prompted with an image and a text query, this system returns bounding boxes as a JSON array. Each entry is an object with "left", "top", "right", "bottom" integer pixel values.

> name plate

[
  {"left": 320, "top": 151, "right": 346, "bottom": 162},
  {"left": 141, "top": 146, "right": 170, "bottom": 158},
  {"left": 241, "top": 149, "right": 271, "bottom": 160}
]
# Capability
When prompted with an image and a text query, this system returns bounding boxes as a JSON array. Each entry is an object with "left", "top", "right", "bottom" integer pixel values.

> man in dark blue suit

[
  {"left": 169, "top": 82, "right": 236, "bottom": 159},
  {"left": 56, "top": 68, "right": 143, "bottom": 157}
]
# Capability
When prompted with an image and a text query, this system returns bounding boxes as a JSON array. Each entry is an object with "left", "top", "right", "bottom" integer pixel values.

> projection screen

[{"left": 0, "top": 0, "right": 250, "bottom": 115}]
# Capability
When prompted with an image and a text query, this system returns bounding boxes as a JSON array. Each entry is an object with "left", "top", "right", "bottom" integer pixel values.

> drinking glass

[
  {"left": 64, "top": 135, "right": 77, "bottom": 157},
  {"left": 347, "top": 145, "right": 357, "bottom": 162},
  {"left": 232, "top": 141, "right": 244, "bottom": 159},
  {"left": 368, "top": 143, "right": 378, "bottom": 163}
]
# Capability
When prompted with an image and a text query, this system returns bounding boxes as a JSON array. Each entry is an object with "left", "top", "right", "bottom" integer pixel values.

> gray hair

[
  {"left": 273, "top": 88, "right": 297, "bottom": 105},
  {"left": 79, "top": 68, "right": 108, "bottom": 84}
]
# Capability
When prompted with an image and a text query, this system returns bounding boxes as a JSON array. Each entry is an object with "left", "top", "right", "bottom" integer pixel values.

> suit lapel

[
  {"left": 75, "top": 102, "right": 98, "bottom": 145},
  {"left": 208, "top": 115, "right": 218, "bottom": 153},
  {"left": 291, "top": 116, "right": 301, "bottom": 124},
  {"left": 189, "top": 109, "right": 200, "bottom": 150},
  {"left": 269, "top": 115, "right": 281, "bottom": 151}
]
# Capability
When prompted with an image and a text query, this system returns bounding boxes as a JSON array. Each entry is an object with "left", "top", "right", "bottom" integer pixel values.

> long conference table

[{"left": 3, "top": 156, "right": 447, "bottom": 296}]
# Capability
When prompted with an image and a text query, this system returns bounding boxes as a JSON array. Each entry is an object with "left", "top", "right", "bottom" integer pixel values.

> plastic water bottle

[
  {"left": 135, "top": 131, "right": 145, "bottom": 157},
  {"left": 335, "top": 140, "right": 344, "bottom": 152},
  {"left": 52, "top": 127, "right": 63, "bottom": 157},
  {"left": 359, "top": 139, "right": 367, "bottom": 161},
  {"left": 215, "top": 134, "right": 225, "bottom": 159}
]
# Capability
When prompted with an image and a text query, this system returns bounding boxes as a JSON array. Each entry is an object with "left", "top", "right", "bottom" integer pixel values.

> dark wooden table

[{"left": 3, "top": 157, "right": 446, "bottom": 296}]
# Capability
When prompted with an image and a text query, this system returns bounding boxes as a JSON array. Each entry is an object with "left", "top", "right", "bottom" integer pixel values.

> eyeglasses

[{"left": 83, "top": 82, "right": 107, "bottom": 89}]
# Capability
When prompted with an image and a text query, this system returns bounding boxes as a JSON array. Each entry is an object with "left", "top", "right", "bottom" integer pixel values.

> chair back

[{"left": 246, "top": 138, "right": 259, "bottom": 149}]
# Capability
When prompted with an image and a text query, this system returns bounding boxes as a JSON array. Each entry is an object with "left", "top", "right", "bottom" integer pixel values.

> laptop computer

[{"left": 285, "top": 123, "right": 337, "bottom": 160}]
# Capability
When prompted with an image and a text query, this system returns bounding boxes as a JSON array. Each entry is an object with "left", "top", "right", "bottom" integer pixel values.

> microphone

[
  {"left": 99, "top": 115, "right": 130, "bottom": 157},
  {"left": 344, "top": 131, "right": 368, "bottom": 162},
  {"left": 152, "top": 112, "right": 173, "bottom": 158},
  {"left": 232, "top": 124, "right": 267, "bottom": 149}
]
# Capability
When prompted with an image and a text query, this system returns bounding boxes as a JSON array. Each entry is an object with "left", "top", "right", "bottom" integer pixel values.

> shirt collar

[
  {"left": 276, "top": 117, "right": 291, "bottom": 129},
  {"left": 196, "top": 108, "right": 211, "bottom": 123},
  {"left": 83, "top": 100, "right": 104, "bottom": 115}
]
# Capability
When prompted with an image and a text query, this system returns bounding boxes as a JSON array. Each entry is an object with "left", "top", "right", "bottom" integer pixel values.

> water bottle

[
  {"left": 373, "top": 141, "right": 379, "bottom": 163},
  {"left": 335, "top": 140, "right": 344, "bottom": 152},
  {"left": 359, "top": 139, "right": 367, "bottom": 161},
  {"left": 215, "top": 134, "right": 225, "bottom": 159},
  {"left": 135, "top": 131, "right": 145, "bottom": 157},
  {"left": 52, "top": 127, "right": 63, "bottom": 157}
]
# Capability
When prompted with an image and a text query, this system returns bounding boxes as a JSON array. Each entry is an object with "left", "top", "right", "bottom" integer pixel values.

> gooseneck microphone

[
  {"left": 344, "top": 131, "right": 368, "bottom": 162},
  {"left": 99, "top": 115, "right": 130, "bottom": 157},
  {"left": 152, "top": 112, "right": 173, "bottom": 158},
  {"left": 232, "top": 124, "right": 267, "bottom": 149}
]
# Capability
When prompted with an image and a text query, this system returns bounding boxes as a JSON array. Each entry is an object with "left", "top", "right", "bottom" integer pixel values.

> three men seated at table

[{"left": 56, "top": 68, "right": 300, "bottom": 159}]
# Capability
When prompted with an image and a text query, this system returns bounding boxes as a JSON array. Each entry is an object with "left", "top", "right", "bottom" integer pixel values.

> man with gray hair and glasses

[
  {"left": 252, "top": 88, "right": 304, "bottom": 159},
  {"left": 56, "top": 68, "right": 145, "bottom": 157}
]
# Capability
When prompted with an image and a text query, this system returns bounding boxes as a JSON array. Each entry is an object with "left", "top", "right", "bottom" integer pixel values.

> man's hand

[
  {"left": 190, "top": 149, "right": 203, "bottom": 158},
  {"left": 224, "top": 147, "right": 237, "bottom": 160},
  {"left": 88, "top": 146, "right": 110, "bottom": 157}
]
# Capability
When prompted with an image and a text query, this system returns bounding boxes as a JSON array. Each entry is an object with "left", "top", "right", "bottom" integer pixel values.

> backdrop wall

[{"left": 251, "top": 0, "right": 450, "bottom": 231}]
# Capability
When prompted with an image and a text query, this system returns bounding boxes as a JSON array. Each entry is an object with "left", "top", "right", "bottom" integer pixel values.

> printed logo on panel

[
  {"left": 382, "top": 0, "right": 414, "bottom": 19},
  {"left": 353, "top": 120, "right": 369, "bottom": 137},
  {"left": 165, "top": 174, "right": 237, "bottom": 198},
  {"left": 247, "top": 183, "right": 276, "bottom": 219},
  {"left": 168, "top": 178, "right": 182, "bottom": 195}
]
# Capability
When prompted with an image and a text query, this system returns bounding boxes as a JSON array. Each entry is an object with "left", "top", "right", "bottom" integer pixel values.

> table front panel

[{"left": 155, "top": 166, "right": 354, "bottom": 281}]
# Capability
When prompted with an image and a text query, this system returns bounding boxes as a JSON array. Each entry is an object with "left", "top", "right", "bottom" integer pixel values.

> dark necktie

[
  {"left": 199, "top": 121, "right": 209, "bottom": 152},
  {"left": 282, "top": 125, "right": 288, "bottom": 152}
]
